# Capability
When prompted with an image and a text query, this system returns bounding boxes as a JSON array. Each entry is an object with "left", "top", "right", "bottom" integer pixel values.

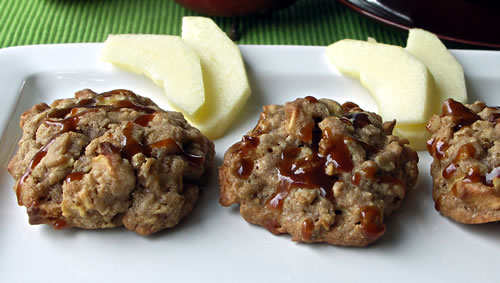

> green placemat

[{"left": 0, "top": 0, "right": 473, "bottom": 49}]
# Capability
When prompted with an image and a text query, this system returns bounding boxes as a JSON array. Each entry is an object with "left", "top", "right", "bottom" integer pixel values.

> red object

[
  {"left": 174, "top": 0, "right": 297, "bottom": 16},
  {"left": 339, "top": 0, "right": 500, "bottom": 48}
]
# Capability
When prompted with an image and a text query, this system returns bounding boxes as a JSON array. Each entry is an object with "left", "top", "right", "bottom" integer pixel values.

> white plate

[{"left": 0, "top": 44, "right": 499, "bottom": 283}]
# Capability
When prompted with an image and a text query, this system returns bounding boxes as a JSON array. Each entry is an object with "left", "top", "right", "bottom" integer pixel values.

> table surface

[{"left": 0, "top": 0, "right": 488, "bottom": 49}]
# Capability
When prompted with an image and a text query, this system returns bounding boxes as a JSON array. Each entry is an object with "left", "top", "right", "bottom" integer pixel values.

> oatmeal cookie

[
  {"left": 8, "top": 89, "right": 215, "bottom": 235},
  {"left": 427, "top": 99, "right": 500, "bottom": 223},
  {"left": 219, "top": 97, "right": 418, "bottom": 246}
]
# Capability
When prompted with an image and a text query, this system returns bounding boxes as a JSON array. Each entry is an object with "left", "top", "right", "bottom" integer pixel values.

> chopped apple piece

[
  {"left": 182, "top": 16, "right": 251, "bottom": 139},
  {"left": 101, "top": 34, "right": 205, "bottom": 117},
  {"left": 326, "top": 39, "right": 435, "bottom": 125},
  {"left": 406, "top": 29, "right": 467, "bottom": 105}
]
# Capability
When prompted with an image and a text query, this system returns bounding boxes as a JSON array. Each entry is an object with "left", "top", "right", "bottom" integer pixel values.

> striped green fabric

[{"left": 0, "top": 0, "right": 469, "bottom": 49}]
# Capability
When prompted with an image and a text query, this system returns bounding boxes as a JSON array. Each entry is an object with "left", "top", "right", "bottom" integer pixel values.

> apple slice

[
  {"left": 393, "top": 124, "right": 430, "bottom": 151},
  {"left": 406, "top": 29, "right": 467, "bottom": 106},
  {"left": 101, "top": 34, "right": 205, "bottom": 117},
  {"left": 326, "top": 39, "right": 435, "bottom": 125},
  {"left": 181, "top": 16, "right": 251, "bottom": 139}
]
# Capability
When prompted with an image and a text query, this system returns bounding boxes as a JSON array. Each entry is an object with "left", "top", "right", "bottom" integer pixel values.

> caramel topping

[
  {"left": 442, "top": 143, "right": 476, "bottom": 180},
  {"left": 435, "top": 140, "right": 449, "bottom": 160},
  {"left": 341, "top": 101, "right": 360, "bottom": 112},
  {"left": 359, "top": 206, "right": 385, "bottom": 239},
  {"left": 362, "top": 166, "right": 377, "bottom": 180},
  {"left": 427, "top": 138, "right": 449, "bottom": 160},
  {"left": 457, "top": 143, "right": 476, "bottom": 160},
  {"left": 441, "top": 99, "right": 480, "bottom": 131},
  {"left": 65, "top": 172, "right": 84, "bottom": 183},
  {"left": 99, "top": 142, "right": 120, "bottom": 156},
  {"left": 454, "top": 165, "right": 500, "bottom": 188},
  {"left": 442, "top": 163, "right": 457, "bottom": 180},
  {"left": 322, "top": 128, "right": 354, "bottom": 172},
  {"left": 426, "top": 137, "right": 435, "bottom": 153},
  {"left": 49, "top": 107, "right": 76, "bottom": 119},
  {"left": 463, "top": 166, "right": 484, "bottom": 184},
  {"left": 53, "top": 219, "right": 67, "bottom": 230},
  {"left": 488, "top": 113, "right": 500, "bottom": 125},
  {"left": 268, "top": 145, "right": 339, "bottom": 210},
  {"left": 266, "top": 126, "right": 396, "bottom": 210},
  {"left": 299, "top": 121, "right": 315, "bottom": 143},
  {"left": 301, "top": 219, "right": 314, "bottom": 241},
  {"left": 48, "top": 98, "right": 95, "bottom": 119},
  {"left": 262, "top": 219, "right": 281, "bottom": 235},
  {"left": 237, "top": 159, "right": 254, "bottom": 179},
  {"left": 133, "top": 113, "right": 156, "bottom": 127},
  {"left": 121, "top": 122, "right": 148, "bottom": 160},
  {"left": 112, "top": 100, "right": 156, "bottom": 114},
  {"left": 47, "top": 91, "right": 155, "bottom": 122},
  {"left": 234, "top": 136, "right": 260, "bottom": 179},
  {"left": 155, "top": 139, "right": 205, "bottom": 166},
  {"left": 450, "top": 183, "right": 459, "bottom": 197},
  {"left": 268, "top": 128, "right": 354, "bottom": 210},
  {"left": 120, "top": 122, "right": 203, "bottom": 164},
  {"left": 45, "top": 109, "right": 98, "bottom": 133},
  {"left": 16, "top": 90, "right": 164, "bottom": 206},
  {"left": 352, "top": 172, "right": 361, "bottom": 185},
  {"left": 16, "top": 137, "right": 56, "bottom": 206},
  {"left": 267, "top": 190, "right": 288, "bottom": 211},
  {"left": 305, "top": 96, "right": 318, "bottom": 103}
]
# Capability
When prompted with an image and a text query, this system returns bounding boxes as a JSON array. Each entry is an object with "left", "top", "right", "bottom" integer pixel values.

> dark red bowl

[
  {"left": 339, "top": 0, "right": 500, "bottom": 49},
  {"left": 174, "top": 0, "right": 298, "bottom": 17}
]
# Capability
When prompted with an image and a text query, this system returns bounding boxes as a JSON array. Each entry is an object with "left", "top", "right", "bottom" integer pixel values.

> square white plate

[{"left": 0, "top": 44, "right": 499, "bottom": 283}]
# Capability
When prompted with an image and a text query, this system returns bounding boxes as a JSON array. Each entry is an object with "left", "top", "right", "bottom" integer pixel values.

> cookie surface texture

[
  {"left": 219, "top": 97, "right": 419, "bottom": 246},
  {"left": 427, "top": 99, "right": 500, "bottom": 223},
  {"left": 8, "top": 89, "right": 215, "bottom": 235}
]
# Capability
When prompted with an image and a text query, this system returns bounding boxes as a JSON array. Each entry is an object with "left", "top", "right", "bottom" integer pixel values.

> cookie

[
  {"left": 219, "top": 97, "right": 418, "bottom": 246},
  {"left": 8, "top": 89, "right": 215, "bottom": 235},
  {"left": 427, "top": 98, "right": 500, "bottom": 223}
]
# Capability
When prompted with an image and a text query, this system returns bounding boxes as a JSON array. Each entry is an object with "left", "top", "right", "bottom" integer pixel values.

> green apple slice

[
  {"left": 326, "top": 39, "right": 436, "bottom": 125},
  {"left": 101, "top": 34, "right": 205, "bottom": 117},
  {"left": 406, "top": 29, "right": 467, "bottom": 106},
  {"left": 393, "top": 124, "right": 430, "bottom": 151},
  {"left": 181, "top": 16, "right": 251, "bottom": 139}
]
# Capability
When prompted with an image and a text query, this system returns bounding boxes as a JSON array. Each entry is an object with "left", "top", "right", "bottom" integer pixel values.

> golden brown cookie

[
  {"left": 8, "top": 89, "right": 214, "bottom": 235},
  {"left": 427, "top": 99, "right": 500, "bottom": 223},
  {"left": 219, "top": 97, "right": 418, "bottom": 246}
]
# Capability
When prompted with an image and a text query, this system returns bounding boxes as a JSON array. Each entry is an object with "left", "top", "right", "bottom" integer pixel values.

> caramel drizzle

[
  {"left": 16, "top": 138, "right": 57, "bottom": 206},
  {"left": 120, "top": 121, "right": 204, "bottom": 165},
  {"left": 359, "top": 206, "right": 385, "bottom": 239},
  {"left": 260, "top": 101, "right": 403, "bottom": 238},
  {"left": 441, "top": 99, "right": 480, "bottom": 131},
  {"left": 234, "top": 135, "right": 260, "bottom": 179},
  {"left": 267, "top": 128, "right": 354, "bottom": 210},
  {"left": 427, "top": 138, "right": 449, "bottom": 160},
  {"left": 16, "top": 90, "right": 203, "bottom": 210},
  {"left": 267, "top": 122, "right": 400, "bottom": 212},
  {"left": 442, "top": 143, "right": 476, "bottom": 180}
]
